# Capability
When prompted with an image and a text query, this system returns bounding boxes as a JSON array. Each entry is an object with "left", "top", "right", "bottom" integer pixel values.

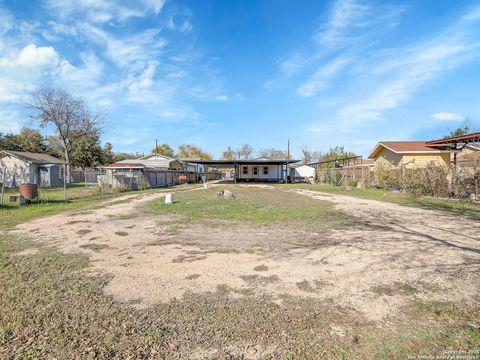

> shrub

[
  {"left": 138, "top": 178, "right": 150, "bottom": 191},
  {"left": 374, "top": 162, "right": 451, "bottom": 198},
  {"left": 335, "top": 172, "right": 343, "bottom": 186}
]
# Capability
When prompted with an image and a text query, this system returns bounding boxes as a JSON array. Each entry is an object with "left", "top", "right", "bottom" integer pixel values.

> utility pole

[
  {"left": 155, "top": 139, "right": 158, "bottom": 153},
  {"left": 285, "top": 139, "right": 290, "bottom": 184}
]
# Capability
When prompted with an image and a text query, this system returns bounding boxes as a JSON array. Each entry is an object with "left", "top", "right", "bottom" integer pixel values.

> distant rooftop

[{"left": 0, "top": 150, "right": 64, "bottom": 164}]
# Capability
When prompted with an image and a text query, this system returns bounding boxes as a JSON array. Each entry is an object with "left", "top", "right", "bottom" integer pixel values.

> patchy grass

[
  {"left": 0, "top": 184, "right": 196, "bottom": 231},
  {"left": 79, "top": 243, "right": 113, "bottom": 251},
  {"left": 0, "top": 186, "right": 119, "bottom": 230},
  {"left": 0, "top": 234, "right": 358, "bottom": 358},
  {"left": 147, "top": 185, "right": 354, "bottom": 231},
  {"left": 1, "top": 182, "right": 479, "bottom": 358},
  {"left": 1, "top": 235, "right": 479, "bottom": 358},
  {"left": 253, "top": 264, "right": 269, "bottom": 272},
  {"left": 371, "top": 282, "right": 419, "bottom": 296},
  {"left": 421, "top": 282, "right": 443, "bottom": 292},
  {"left": 282, "top": 183, "right": 480, "bottom": 220}
]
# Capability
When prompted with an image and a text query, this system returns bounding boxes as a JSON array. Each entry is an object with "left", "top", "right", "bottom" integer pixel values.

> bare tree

[
  {"left": 29, "top": 88, "right": 102, "bottom": 181},
  {"left": 301, "top": 146, "right": 312, "bottom": 164},
  {"left": 301, "top": 146, "right": 322, "bottom": 164},
  {"left": 311, "top": 150, "right": 322, "bottom": 163},
  {"left": 237, "top": 144, "right": 254, "bottom": 159},
  {"left": 259, "top": 148, "right": 288, "bottom": 159}
]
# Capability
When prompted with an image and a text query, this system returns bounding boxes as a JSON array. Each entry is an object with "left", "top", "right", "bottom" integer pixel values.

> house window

[
  {"left": 263, "top": 166, "right": 269, "bottom": 175},
  {"left": 253, "top": 166, "right": 258, "bottom": 175},
  {"left": 242, "top": 166, "right": 248, "bottom": 175}
]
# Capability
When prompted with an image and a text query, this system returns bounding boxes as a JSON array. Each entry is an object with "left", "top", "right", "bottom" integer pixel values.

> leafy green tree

[
  {"left": 320, "top": 146, "right": 357, "bottom": 168},
  {"left": 0, "top": 128, "right": 49, "bottom": 153},
  {"left": 101, "top": 142, "right": 115, "bottom": 165},
  {"left": 70, "top": 133, "right": 103, "bottom": 169},
  {"left": 444, "top": 120, "right": 473, "bottom": 138},
  {"left": 152, "top": 143, "right": 174, "bottom": 157},
  {"left": 45, "top": 135, "right": 64, "bottom": 158}
]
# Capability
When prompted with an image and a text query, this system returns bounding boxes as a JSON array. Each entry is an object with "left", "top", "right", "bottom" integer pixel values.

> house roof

[
  {"left": 107, "top": 162, "right": 145, "bottom": 169},
  {"left": 368, "top": 141, "right": 451, "bottom": 159},
  {"left": 139, "top": 153, "right": 174, "bottom": 160},
  {"left": 182, "top": 159, "right": 300, "bottom": 167},
  {"left": 0, "top": 150, "right": 64, "bottom": 164},
  {"left": 105, "top": 156, "right": 182, "bottom": 169}
]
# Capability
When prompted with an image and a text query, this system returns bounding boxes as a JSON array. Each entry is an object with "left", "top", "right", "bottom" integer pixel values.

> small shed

[
  {"left": 0, "top": 150, "right": 64, "bottom": 188},
  {"left": 290, "top": 164, "right": 316, "bottom": 183}
]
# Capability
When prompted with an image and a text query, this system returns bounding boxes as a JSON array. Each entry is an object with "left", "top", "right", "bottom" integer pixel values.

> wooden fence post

[{"left": 1, "top": 167, "right": 5, "bottom": 206}]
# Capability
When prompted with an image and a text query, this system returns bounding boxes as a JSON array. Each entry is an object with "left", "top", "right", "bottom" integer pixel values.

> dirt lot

[{"left": 8, "top": 184, "right": 480, "bottom": 358}]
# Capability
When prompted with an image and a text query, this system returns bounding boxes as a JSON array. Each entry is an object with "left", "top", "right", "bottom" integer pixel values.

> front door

[{"left": 253, "top": 166, "right": 259, "bottom": 178}]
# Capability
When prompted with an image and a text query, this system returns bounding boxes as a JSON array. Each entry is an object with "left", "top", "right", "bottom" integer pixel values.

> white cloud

[
  {"left": 79, "top": 23, "right": 167, "bottom": 69},
  {"left": 267, "top": 0, "right": 404, "bottom": 93},
  {"left": 215, "top": 95, "right": 229, "bottom": 102},
  {"left": 45, "top": 0, "right": 165, "bottom": 23},
  {"left": 17, "top": 44, "right": 59, "bottom": 67},
  {"left": 0, "top": 9, "right": 14, "bottom": 36},
  {"left": 297, "top": 56, "right": 350, "bottom": 97},
  {"left": 0, "top": 0, "right": 229, "bottom": 144},
  {"left": 300, "top": 4, "right": 480, "bottom": 133},
  {"left": 0, "top": 43, "right": 61, "bottom": 103},
  {"left": 315, "top": 0, "right": 371, "bottom": 47},
  {"left": 431, "top": 112, "right": 465, "bottom": 122}
]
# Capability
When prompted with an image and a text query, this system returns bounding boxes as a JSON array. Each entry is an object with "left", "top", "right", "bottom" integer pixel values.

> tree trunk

[{"left": 64, "top": 148, "right": 71, "bottom": 184}]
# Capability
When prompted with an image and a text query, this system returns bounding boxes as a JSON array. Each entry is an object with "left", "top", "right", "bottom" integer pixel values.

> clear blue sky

[{"left": 1, "top": 0, "right": 480, "bottom": 158}]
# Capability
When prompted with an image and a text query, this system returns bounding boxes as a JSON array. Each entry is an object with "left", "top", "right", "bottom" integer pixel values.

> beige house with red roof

[{"left": 368, "top": 141, "right": 452, "bottom": 170}]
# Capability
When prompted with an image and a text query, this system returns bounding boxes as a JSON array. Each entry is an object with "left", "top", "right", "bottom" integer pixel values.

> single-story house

[
  {"left": 290, "top": 164, "right": 315, "bottom": 183},
  {"left": 368, "top": 141, "right": 452, "bottom": 170},
  {"left": 183, "top": 158, "right": 300, "bottom": 182},
  {"left": 0, "top": 150, "right": 64, "bottom": 188}
]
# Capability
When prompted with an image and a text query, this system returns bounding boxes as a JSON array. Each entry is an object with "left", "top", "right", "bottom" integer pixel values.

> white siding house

[
  {"left": 0, "top": 151, "right": 64, "bottom": 188},
  {"left": 237, "top": 164, "right": 286, "bottom": 181},
  {"left": 181, "top": 159, "right": 300, "bottom": 182}
]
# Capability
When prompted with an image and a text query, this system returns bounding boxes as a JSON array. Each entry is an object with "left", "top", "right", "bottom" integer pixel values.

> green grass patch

[
  {"left": 0, "top": 187, "right": 120, "bottom": 230},
  {"left": 147, "top": 185, "right": 354, "bottom": 230},
  {"left": 0, "top": 184, "right": 196, "bottom": 231},
  {"left": 282, "top": 183, "right": 480, "bottom": 220}
]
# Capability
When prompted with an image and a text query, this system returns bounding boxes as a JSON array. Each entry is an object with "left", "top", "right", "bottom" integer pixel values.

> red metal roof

[
  {"left": 108, "top": 162, "right": 144, "bottom": 168},
  {"left": 379, "top": 141, "right": 436, "bottom": 152},
  {"left": 368, "top": 141, "right": 450, "bottom": 159},
  {"left": 380, "top": 141, "right": 437, "bottom": 151},
  {"left": 426, "top": 132, "right": 480, "bottom": 145}
]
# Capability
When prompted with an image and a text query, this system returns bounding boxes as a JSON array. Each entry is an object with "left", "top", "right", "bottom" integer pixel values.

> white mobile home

[{"left": 0, "top": 150, "right": 64, "bottom": 188}]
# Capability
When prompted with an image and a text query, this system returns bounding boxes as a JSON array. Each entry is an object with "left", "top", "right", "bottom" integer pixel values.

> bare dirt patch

[{"left": 12, "top": 185, "right": 480, "bottom": 322}]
